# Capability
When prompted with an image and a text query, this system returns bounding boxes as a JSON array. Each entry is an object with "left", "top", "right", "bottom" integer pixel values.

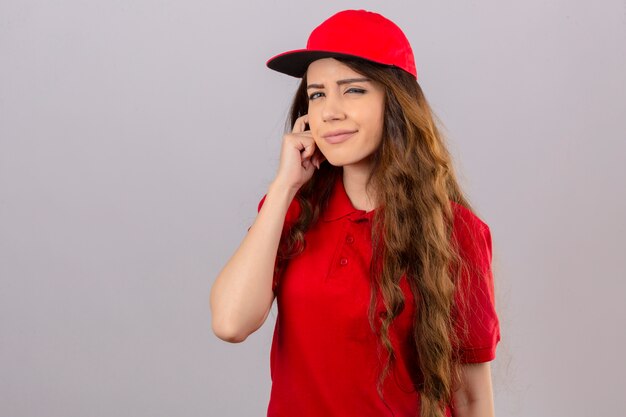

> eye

[
  {"left": 309, "top": 91, "right": 324, "bottom": 100},
  {"left": 346, "top": 87, "right": 366, "bottom": 94}
]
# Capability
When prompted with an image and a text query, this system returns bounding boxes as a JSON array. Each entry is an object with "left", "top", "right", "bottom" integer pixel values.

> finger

[
  {"left": 301, "top": 140, "right": 317, "bottom": 159},
  {"left": 312, "top": 148, "right": 325, "bottom": 161},
  {"left": 293, "top": 118, "right": 302, "bottom": 134},
  {"left": 291, "top": 114, "right": 309, "bottom": 134}
]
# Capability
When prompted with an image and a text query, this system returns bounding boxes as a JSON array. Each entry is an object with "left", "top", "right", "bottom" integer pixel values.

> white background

[{"left": 1, "top": 1, "right": 625, "bottom": 416}]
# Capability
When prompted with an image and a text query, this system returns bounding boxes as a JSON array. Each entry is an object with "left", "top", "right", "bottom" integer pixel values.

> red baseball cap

[{"left": 266, "top": 9, "right": 417, "bottom": 79}]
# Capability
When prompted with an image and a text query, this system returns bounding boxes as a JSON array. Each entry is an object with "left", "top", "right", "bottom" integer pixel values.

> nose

[{"left": 321, "top": 92, "right": 346, "bottom": 122}]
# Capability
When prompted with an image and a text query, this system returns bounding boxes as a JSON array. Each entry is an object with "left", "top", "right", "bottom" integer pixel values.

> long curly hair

[{"left": 274, "top": 57, "right": 483, "bottom": 417}]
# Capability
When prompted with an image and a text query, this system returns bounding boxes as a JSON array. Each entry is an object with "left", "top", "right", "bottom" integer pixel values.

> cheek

[
  {"left": 310, "top": 126, "right": 321, "bottom": 143},
  {"left": 308, "top": 112, "right": 323, "bottom": 139},
  {"left": 365, "top": 108, "right": 385, "bottom": 138},
  {"left": 375, "top": 105, "right": 385, "bottom": 135},
  {"left": 314, "top": 136, "right": 327, "bottom": 151}
]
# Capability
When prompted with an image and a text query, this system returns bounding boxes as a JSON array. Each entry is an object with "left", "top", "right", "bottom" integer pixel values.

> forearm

[
  {"left": 451, "top": 361, "right": 495, "bottom": 417},
  {"left": 451, "top": 398, "right": 495, "bottom": 417},
  {"left": 210, "top": 181, "right": 296, "bottom": 342}
]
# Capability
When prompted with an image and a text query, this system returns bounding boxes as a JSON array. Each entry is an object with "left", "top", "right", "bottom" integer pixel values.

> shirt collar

[{"left": 322, "top": 174, "right": 378, "bottom": 222}]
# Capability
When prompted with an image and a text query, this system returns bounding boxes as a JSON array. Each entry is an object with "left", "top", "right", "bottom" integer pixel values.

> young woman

[{"left": 210, "top": 9, "right": 501, "bottom": 417}]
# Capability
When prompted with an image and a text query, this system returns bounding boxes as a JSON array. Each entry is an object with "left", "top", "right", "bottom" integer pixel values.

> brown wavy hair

[{"left": 274, "top": 57, "right": 485, "bottom": 417}]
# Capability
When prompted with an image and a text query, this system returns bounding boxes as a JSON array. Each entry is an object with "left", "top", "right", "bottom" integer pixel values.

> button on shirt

[{"left": 254, "top": 175, "right": 501, "bottom": 417}]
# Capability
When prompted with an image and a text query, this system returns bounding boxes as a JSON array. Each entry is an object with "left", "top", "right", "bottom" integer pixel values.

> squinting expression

[{"left": 305, "top": 58, "right": 385, "bottom": 169}]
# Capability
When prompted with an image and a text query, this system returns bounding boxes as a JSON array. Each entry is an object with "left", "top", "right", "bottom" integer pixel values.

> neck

[{"left": 342, "top": 164, "right": 378, "bottom": 212}]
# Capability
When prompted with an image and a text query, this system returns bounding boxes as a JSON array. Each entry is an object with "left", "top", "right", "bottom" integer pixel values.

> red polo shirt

[{"left": 253, "top": 174, "right": 501, "bottom": 417}]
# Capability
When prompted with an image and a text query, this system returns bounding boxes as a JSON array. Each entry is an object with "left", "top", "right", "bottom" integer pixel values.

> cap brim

[{"left": 266, "top": 49, "right": 383, "bottom": 78}]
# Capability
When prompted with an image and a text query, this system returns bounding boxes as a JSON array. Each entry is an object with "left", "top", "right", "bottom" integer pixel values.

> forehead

[{"left": 305, "top": 58, "right": 364, "bottom": 81}]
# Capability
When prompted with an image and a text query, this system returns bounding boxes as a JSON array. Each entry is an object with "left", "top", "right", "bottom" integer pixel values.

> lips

[{"left": 323, "top": 130, "right": 357, "bottom": 144}]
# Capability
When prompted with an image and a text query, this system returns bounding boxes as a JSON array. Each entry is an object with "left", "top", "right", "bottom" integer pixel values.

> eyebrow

[{"left": 306, "top": 77, "right": 371, "bottom": 90}]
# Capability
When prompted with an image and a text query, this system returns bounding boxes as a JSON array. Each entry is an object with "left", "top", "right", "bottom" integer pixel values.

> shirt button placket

[{"left": 341, "top": 233, "right": 355, "bottom": 266}]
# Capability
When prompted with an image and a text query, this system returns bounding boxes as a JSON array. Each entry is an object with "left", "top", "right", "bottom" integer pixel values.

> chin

[
  {"left": 324, "top": 157, "right": 357, "bottom": 168},
  {"left": 319, "top": 151, "right": 340, "bottom": 164},
  {"left": 323, "top": 158, "right": 340, "bottom": 167}
]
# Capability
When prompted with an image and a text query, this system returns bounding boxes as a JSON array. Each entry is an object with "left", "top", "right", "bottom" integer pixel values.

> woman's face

[{"left": 305, "top": 58, "right": 385, "bottom": 169}]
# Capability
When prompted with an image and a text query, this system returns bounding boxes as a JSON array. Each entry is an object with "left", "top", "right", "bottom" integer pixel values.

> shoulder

[
  {"left": 450, "top": 201, "right": 492, "bottom": 266},
  {"left": 450, "top": 201, "right": 490, "bottom": 239}
]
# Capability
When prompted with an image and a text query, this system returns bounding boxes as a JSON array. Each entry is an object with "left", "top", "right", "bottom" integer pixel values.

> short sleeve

[
  {"left": 450, "top": 202, "right": 501, "bottom": 363},
  {"left": 247, "top": 193, "right": 301, "bottom": 231},
  {"left": 247, "top": 193, "right": 301, "bottom": 293}
]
